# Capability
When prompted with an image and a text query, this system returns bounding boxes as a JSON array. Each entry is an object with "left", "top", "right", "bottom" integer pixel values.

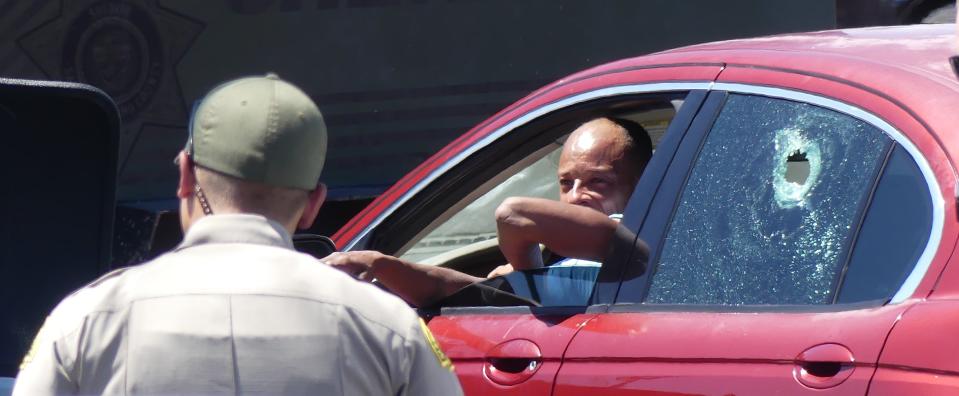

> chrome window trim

[
  {"left": 713, "top": 83, "right": 945, "bottom": 304},
  {"left": 343, "top": 82, "right": 712, "bottom": 251}
]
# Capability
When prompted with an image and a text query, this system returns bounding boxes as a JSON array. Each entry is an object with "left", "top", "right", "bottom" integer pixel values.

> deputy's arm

[
  {"left": 324, "top": 251, "right": 482, "bottom": 307},
  {"left": 13, "top": 317, "right": 77, "bottom": 396},
  {"left": 495, "top": 197, "right": 621, "bottom": 271}
]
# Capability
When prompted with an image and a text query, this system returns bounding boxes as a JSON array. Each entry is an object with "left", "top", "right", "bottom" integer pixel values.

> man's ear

[
  {"left": 297, "top": 182, "right": 327, "bottom": 230},
  {"left": 176, "top": 151, "right": 196, "bottom": 199}
]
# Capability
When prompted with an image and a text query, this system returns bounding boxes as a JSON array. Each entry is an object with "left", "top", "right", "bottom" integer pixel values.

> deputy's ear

[
  {"left": 176, "top": 151, "right": 196, "bottom": 199},
  {"left": 297, "top": 182, "right": 327, "bottom": 230}
]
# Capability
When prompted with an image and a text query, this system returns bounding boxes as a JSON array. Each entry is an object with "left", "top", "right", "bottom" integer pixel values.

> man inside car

[{"left": 324, "top": 117, "right": 652, "bottom": 307}]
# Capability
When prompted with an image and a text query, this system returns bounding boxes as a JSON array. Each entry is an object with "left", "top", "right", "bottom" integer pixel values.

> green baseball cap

[{"left": 186, "top": 73, "right": 327, "bottom": 190}]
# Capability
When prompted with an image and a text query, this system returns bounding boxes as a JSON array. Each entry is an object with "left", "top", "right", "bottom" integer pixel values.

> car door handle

[
  {"left": 793, "top": 343, "right": 856, "bottom": 389},
  {"left": 484, "top": 339, "right": 542, "bottom": 386}
]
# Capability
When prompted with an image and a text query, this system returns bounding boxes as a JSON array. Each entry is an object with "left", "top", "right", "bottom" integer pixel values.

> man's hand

[
  {"left": 486, "top": 264, "right": 514, "bottom": 278},
  {"left": 322, "top": 251, "right": 384, "bottom": 282}
]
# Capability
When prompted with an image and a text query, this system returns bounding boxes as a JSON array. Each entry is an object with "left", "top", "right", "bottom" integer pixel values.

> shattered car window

[{"left": 647, "top": 94, "right": 891, "bottom": 305}]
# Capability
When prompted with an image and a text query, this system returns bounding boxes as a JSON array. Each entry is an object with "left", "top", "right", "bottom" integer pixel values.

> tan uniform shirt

[{"left": 14, "top": 214, "right": 462, "bottom": 396}]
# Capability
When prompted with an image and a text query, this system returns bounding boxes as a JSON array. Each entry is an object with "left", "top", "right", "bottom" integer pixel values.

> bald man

[
  {"left": 325, "top": 117, "right": 651, "bottom": 307},
  {"left": 491, "top": 117, "right": 650, "bottom": 275}
]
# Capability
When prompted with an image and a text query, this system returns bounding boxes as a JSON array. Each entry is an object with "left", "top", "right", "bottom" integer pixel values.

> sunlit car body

[{"left": 333, "top": 24, "right": 959, "bottom": 394}]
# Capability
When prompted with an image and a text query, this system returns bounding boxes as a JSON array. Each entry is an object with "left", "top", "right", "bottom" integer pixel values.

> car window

[
  {"left": 399, "top": 146, "right": 564, "bottom": 263},
  {"left": 395, "top": 102, "right": 680, "bottom": 269},
  {"left": 838, "top": 146, "right": 933, "bottom": 303},
  {"left": 361, "top": 90, "right": 701, "bottom": 307},
  {"left": 645, "top": 94, "right": 893, "bottom": 305}
]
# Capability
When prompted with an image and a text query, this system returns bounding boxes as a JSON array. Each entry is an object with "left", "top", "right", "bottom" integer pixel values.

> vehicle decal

[
  {"left": 19, "top": 317, "right": 50, "bottom": 371},
  {"left": 419, "top": 318, "right": 454, "bottom": 371}
]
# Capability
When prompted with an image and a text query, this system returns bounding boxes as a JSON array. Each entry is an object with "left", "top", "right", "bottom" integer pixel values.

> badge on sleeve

[
  {"left": 418, "top": 318, "right": 454, "bottom": 371},
  {"left": 19, "top": 318, "right": 50, "bottom": 371}
]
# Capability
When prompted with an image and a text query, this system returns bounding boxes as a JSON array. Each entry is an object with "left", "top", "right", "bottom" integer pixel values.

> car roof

[
  {"left": 573, "top": 24, "right": 956, "bottom": 87},
  {"left": 556, "top": 23, "right": 959, "bottom": 165},
  {"left": 670, "top": 24, "right": 956, "bottom": 82}
]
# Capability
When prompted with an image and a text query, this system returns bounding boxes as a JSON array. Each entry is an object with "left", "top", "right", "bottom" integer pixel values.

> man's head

[
  {"left": 557, "top": 117, "right": 652, "bottom": 215},
  {"left": 176, "top": 74, "right": 328, "bottom": 232}
]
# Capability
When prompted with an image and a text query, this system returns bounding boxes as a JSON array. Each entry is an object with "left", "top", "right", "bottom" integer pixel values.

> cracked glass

[{"left": 647, "top": 94, "right": 891, "bottom": 305}]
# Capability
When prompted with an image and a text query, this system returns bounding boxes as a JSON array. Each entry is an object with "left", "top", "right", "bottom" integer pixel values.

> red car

[{"left": 333, "top": 24, "right": 959, "bottom": 394}]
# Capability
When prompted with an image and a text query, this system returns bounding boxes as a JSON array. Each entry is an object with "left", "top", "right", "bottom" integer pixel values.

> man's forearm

[
  {"left": 371, "top": 255, "right": 482, "bottom": 307},
  {"left": 495, "top": 197, "right": 619, "bottom": 270}
]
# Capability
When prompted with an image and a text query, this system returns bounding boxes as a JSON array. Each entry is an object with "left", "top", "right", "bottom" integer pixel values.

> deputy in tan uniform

[{"left": 13, "top": 74, "right": 463, "bottom": 395}]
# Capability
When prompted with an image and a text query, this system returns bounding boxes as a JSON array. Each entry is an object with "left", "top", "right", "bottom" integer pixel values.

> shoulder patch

[
  {"left": 19, "top": 317, "right": 50, "bottom": 371},
  {"left": 418, "top": 318, "right": 453, "bottom": 372}
]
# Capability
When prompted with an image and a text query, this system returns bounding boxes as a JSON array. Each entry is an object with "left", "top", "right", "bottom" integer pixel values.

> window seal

[
  {"left": 421, "top": 304, "right": 603, "bottom": 317},
  {"left": 606, "top": 298, "right": 889, "bottom": 314}
]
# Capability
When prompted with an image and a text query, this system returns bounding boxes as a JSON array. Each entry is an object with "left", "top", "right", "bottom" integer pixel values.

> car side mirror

[{"left": 293, "top": 233, "right": 337, "bottom": 259}]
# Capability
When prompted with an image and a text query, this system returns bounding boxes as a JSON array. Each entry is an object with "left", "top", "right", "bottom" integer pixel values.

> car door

[
  {"left": 554, "top": 79, "right": 949, "bottom": 394},
  {"left": 336, "top": 63, "right": 721, "bottom": 392}
]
